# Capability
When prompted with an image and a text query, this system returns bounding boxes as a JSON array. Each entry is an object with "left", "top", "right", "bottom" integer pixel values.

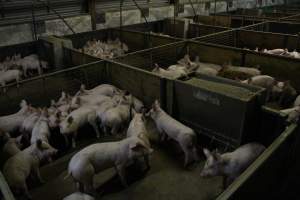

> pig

[
  {"left": 30, "top": 109, "right": 51, "bottom": 144},
  {"left": 0, "top": 100, "right": 33, "bottom": 133},
  {"left": 19, "top": 56, "right": 48, "bottom": 77},
  {"left": 77, "top": 84, "right": 121, "bottom": 97},
  {"left": 65, "top": 137, "right": 153, "bottom": 193},
  {"left": 1, "top": 132, "right": 22, "bottom": 160},
  {"left": 222, "top": 64, "right": 261, "bottom": 77},
  {"left": 152, "top": 64, "right": 187, "bottom": 79},
  {"left": 21, "top": 110, "right": 41, "bottom": 135},
  {"left": 100, "top": 96, "right": 132, "bottom": 135},
  {"left": 287, "top": 106, "right": 300, "bottom": 123},
  {"left": 3, "top": 139, "right": 57, "bottom": 199},
  {"left": 194, "top": 57, "right": 222, "bottom": 72},
  {"left": 200, "top": 143, "right": 265, "bottom": 189},
  {"left": 70, "top": 94, "right": 111, "bottom": 109},
  {"left": 196, "top": 66, "right": 219, "bottom": 76},
  {"left": 241, "top": 75, "right": 284, "bottom": 101},
  {"left": 59, "top": 106, "right": 101, "bottom": 148},
  {"left": 63, "top": 192, "right": 95, "bottom": 200},
  {"left": 147, "top": 100, "right": 198, "bottom": 167},
  {"left": 294, "top": 95, "right": 300, "bottom": 107},
  {"left": 127, "top": 111, "right": 151, "bottom": 169},
  {"left": 263, "top": 48, "right": 286, "bottom": 55},
  {"left": 0, "top": 69, "right": 22, "bottom": 87},
  {"left": 132, "top": 96, "right": 144, "bottom": 113}
]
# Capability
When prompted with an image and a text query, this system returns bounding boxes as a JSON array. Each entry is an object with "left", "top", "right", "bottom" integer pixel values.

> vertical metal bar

[
  {"left": 88, "top": 0, "right": 96, "bottom": 30},
  {"left": 31, "top": 1, "right": 38, "bottom": 41}
]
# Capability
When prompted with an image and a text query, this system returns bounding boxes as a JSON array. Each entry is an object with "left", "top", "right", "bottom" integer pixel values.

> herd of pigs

[
  {"left": 79, "top": 38, "right": 129, "bottom": 59},
  {"left": 153, "top": 54, "right": 300, "bottom": 122},
  {"left": 0, "top": 54, "right": 48, "bottom": 89},
  {"left": 0, "top": 83, "right": 268, "bottom": 200}
]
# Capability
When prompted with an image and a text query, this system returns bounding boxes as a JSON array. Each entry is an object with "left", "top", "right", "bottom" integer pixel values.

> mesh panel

[
  {"left": 0, "top": 62, "right": 106, "bottom": 115},
  {"left": 195, "top": 30, "right": 236, "bottom": 47}
]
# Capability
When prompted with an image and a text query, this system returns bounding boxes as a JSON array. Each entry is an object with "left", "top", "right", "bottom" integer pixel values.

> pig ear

[
  {"left": 20, "top": 100, "right": 27, "bottom": 108},
  {"left": 80, "top": 84, "right": 86, "bottom": 92},
  {"left": 36, "top": 139, "right": 43, "bottom": 149},
  {"left": 203, "top": 148, "right": 211, "bottom": 158},
  {"left": 67, "top": 116, "right": 74, "bottom": 124}
]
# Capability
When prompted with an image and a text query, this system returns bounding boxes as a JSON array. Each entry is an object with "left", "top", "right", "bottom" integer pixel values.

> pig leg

[
  {"left": 64, "top": 135, "right": 69, "bottom": 147},
  {"left": 72, "top": 132, "right": 78, "bottom": 148},
  {"left": 114, "top": 164, "right": 128, "bottom": 187},
  {"left": 223, "top": 176, "right": 235, "bottom": 189},
  {"left": 88, "top": 117, "right": 100, "bottom": 138},
  {"left": 144, "top": 154, "right": 150, "bottom": 170},
  {"left": 181, "top": 145, "right": 191, "bottom": 168},
  {"left": 111, "top": 124, "right": 120, "bottom": 136},
  {"left": 22, "top": 182, "right": 32, "bottom": 200}
]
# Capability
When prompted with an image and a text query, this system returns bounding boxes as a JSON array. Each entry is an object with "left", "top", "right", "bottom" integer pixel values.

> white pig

[
  {"left": 241, "top": 75, "right": 284, "bottom": 101},
  {"left": 100, "top": 96, "right": 132, "bottom": 135},
  {"left": 65, "top": 137, "right": 153, "bottom": 193},
  {"left": 0, "top": 100, "right": 32, "bottom": 133},
  {"left": 21, "top": 110, "right": 41, "bottom": 134},
  {"left": 30, "top": 109, "right": 51, "bottom": 144},
  {"left": 152, "top": 64, "right": 187, "bottom": 79},
  {"left": 70, "top": 94, "right": 111, "bottom": 109},
  {"left": 1, "top": 132, "right": 22, "bottom": 160},
  {"left": 0, "top": 69, "right": 22, "bottom": 87},
  {"left": 63, "top": 192, "right": 95, "bottom": 200},
  {"left": 127, "top": 111, "right": 151, "bottom": 169},
  {"left": 59, "top": 106, "right": 101, "bottom": 148},
  {"left": 200, "top": 143, "right": 265, "bottom": 189},
  {"left": 78, "top": 84, "right": 121, "bottom": 97},
  {"left": 3, "top": 140, "right": 57, "bottom": 199},
  {"left": 148, "top": 100, "right": 198, "bottom": 167}
]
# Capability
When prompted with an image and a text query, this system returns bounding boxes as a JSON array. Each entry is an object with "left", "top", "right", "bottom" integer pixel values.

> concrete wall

[{"left": 0, "top": 0, "right": 285, "bottom": 47}]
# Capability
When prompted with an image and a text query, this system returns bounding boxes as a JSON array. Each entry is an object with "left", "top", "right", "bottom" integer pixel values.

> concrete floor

[
  {"left": 17, "top": 120, "right": 223, "bottom": 200},
  {"left": 30, "top": 144, "right": 222, "bottom": 200}
]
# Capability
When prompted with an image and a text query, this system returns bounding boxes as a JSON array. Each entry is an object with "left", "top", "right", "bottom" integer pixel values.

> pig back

[
  {"left": 70, "top": 142, "right": 123, "bottom": 174},
  {"left": 157, "top": 111, "right": 194, "bottom": 141}
]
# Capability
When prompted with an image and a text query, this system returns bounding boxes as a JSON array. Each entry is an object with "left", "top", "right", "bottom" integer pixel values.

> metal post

[
  {"left": 88, "top": 0, "right": 96, "bottom": 30},
  {"left": 31, "top": 0, "right": 38, "bottom": 41}
]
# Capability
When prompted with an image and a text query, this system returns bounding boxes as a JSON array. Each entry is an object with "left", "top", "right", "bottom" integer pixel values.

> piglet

[
  {"left": 65, "top": 137, "right": 153, "bottom": 194},
  {"left": 63, "top": 192, "right": 95, "bottom": 200},
  {"left": 3, "top": 139, "right": 57, "bottom": 199},
  {"left": 200, "top": 143, "right": 265, "bottom": 189},
  {"left": 59, "top": 106, "right": 101, "bottom": 148},
  {"left": 148, "top": 100, "right": 198, "bottom": 167}
]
